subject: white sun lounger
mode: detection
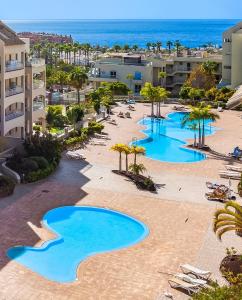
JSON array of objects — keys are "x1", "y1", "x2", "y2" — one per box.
[
  {"x1": 180, "y1": 264, "x2": 212, "y2": 279},
  {"x1": 168, "y1": 277, "x2": 201, "y2": 295},
  {"x1": 90, "y1": 141, "x2": 106, "y2": 146},
  {"x1": 225, "y1": 165, "x2": 242, "y2": 172},
  {"x1": 175, "y1": 273, "x2": 207, "y2": 286},
  {"x1": 66, "y1": 151, "x2": 85, "y2": 160},
  {"x1": 219, "y1": 170, "x2": 241, "y2": 180}
]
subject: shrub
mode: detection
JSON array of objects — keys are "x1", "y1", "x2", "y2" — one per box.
[
  {"x1": 0, "y1": 175, "x2": 15, "y2": 197},
  {"x1": 25, "y1": 163, "x2": 56, "y2": 183},
  {"x1": 30, "y1": 156, "x2": 49, "y2": 169},
  {"x1": 88, "y1": 121, "x2": 104, "y2": 134},
  {"x1": 21, "y1": 158, "x2": 39, "y2": 173},
  {"x1": 192, "y1": 283, "x2": 242, "y2": 300},
  {"x1": 33, "y1": 125, "x2": 41, "y2": 131}
]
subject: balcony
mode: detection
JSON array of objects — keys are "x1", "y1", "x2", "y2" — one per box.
[
  {"x1": 5, "y1": 61, "x2": 24, "y2": 72},
  {"x1": 88, "y1": 72, "x2": 118, "y2": 83},
  {"x1": 5, "y1": 111, "x2": 24, "y2": 121},
  {"x1": 166, "y1": 66, "x2": 191, "y2": 75},
  {"x1": 33, "y1": 79, "x2": 45, "y2": 90},
  {"x1": 33, "y1": 102, "x2": 45, "y2": 111},
  {"x1": 26, "y1": 58, "x2": 45, "y2": 67},
  {"x1": 5, "y1": 86, "x2": 24, "y2": 98}
]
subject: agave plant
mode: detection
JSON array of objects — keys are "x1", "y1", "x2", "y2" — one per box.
[{"x1": 214, "y1": 201, "x2": 242, "y2": 240}]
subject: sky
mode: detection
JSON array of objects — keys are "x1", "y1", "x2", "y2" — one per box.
[{"x1": 1, "y1": 0, "x2": 242, "y2": 20}]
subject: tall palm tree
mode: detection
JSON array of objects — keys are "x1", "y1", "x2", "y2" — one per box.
[
  {"x1": 131, "y1": 145, "x2": 145, "y2": 165},
  {"x1": 174, "y1": 40, "x2": 181, "y2": 56},
  {"x1": 166, "y1": 41, "x2": 173, "y2": 54},
  {"x1": 132, "y1": 45, "x2": 138, "y2": 52},
  {"x1": 158, "y1": 71, "x2": 167, "y2": 87},
  {"x1": 126, "y1": 73, "x2": 134, "y2": 90},
  {"x1": 54, "y1": 70, "x2": 70, "y2": 92},
  {"x1": 156, "y1": 41, "x2": 162, "y2": 53},
  {"x1": 140, "y1": 82, "x2": 158, "y2": 117},
  {"x1": 111, "y1": 143, "x2": 125, "y2": 171},
  {"x1": 151, "y1": 43, "x2": 157, "y2": 52},
  {"x1": 146, "y1": 42, "x2": 151, "y2": 51},
  {"x1": 156, "y1": 87, "x2": 170, "y2": 117},
  {"x1": 188, "y1": 123, "x2": 198, "y2": 147},
  {"x1": 122, "y1": 145, "x2": 132, "y2": 172},
  {"x1": 214, "y1": 201, "x2": 242, "y2": 240},
  {"x1": 69, "y1": 67, "x2": 88, "y2": 104}
]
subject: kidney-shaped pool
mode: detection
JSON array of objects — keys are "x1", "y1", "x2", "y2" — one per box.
[{"x1": 7, "y1": 206, "x2": 149, "y2": 283}]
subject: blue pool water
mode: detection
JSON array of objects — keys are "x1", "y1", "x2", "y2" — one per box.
[
  {"x1": 133, "y1": 112, "x2": 217, "y2": 163},
  {"x1": 7, "y1": 206, "x2": 148, "y2": 283}
]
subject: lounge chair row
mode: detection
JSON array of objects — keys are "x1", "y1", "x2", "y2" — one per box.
[{"x1": 168, "y1": 264, "x2": 211, "y2": 295}]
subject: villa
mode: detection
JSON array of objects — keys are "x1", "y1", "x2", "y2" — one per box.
[
  {"x1": 0, "y1": 21, "x2": 46, "y2": 139},
  {"x1": 89, "y1": 50, "x2": 222, "y2": 97}
]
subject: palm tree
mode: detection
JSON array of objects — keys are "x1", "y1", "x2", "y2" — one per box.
[
  {"x1": 156, "y1": 41, "x2": 162, "y2": 53},
  {"x1": 67, "y1": 107, "x2": 79, "y2": 130},
  {"x1": 188, "y1": 123, "x2": 198, "y2": 147},
  {"x1": 131, "y1": 145, "x2": 145, "y2": 165},
  {"x1": 113, "y1": 44, "x2": 121, "y2": 52},
  {"x1": 146, "y1": 42, "x2": 151, "y2": 51},
  {"x1": 111, "y1": 143, "x2": 125, "y2": 171},
  {"x1": 123, "y1": 44, "x2": 130, "y2": 52},
  {"x1": 174, "y1": 40, "x2": 181, "y2": 56},
  {"x1": 158, "y1": 71, "x2": 167, "y2": 87},
  {"x1": 140, "y1": 82, "x2": 158, "y2": 117},
  {"x1": 122, "y1": 145, "x2": 132, "y2": 172},
  {"x1": 151, "y1": 43, "x2": 157, "y2": 52},
  {"x1": 132, "y1": 45, "x2": 138, "y2": 52},
  {"x1": 129, "y1": 163, "x2": 146, "y2": 175},
  {"x1": 166, "y1": 41, "x2": 173, "y2": 54},
  {"x1": 156, "y1": 87, "x2": 170, "y2": 117},
  {"x1": 202, "y1": 61, "x2": 218, "y2": 75},
  {"x1": 126, "y1": 73, "x2": 134, "y2": 90},
  {"x1": 214, "y1": 201, "x2": 242, "y2": 240},
  {"x1": 69, "y1": 67, "x2": 88, "y2": 104}
]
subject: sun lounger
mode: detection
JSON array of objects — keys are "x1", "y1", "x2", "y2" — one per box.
[
  {"x1": 219, "y1": 170, "x2": 241, "y2": 180},
  {"x1": 180, "y1": 264, "x2": 212, "y2": 280},
  {"x1": 94, "y1": 133, "x2": 111, "y2": 140},
  {"x1": 174, "y1": 273, "x2": 207, "y2": 286},
  {"x1": 168, "y1": 277, "x2": 201, "y2": 295},
  {"x1": 206, "y1": 181, "x2": 229, "y2": 191},
  {"x1": 90, "y1": 141, "x2": 106, "y2": 146},
  {"x1": 225, "y1": 165, "x2": 242, "y2": 172},
  {"x1": 107, "y1": 119, "x2": 117, "y2": 125},
  {"x1": 66, "y1": 151, "x2": 85, "y2": 160},
  {"x1": 125, "y1": 112, "x2": 131, "y2": 118}
]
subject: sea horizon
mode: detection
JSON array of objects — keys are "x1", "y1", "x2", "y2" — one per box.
[{"x1": 4, "y1": 19, "x2": 241, "y2": 48}]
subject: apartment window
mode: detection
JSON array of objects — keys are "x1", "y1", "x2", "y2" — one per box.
[
  {"x1": 134, "y1": 71, "x2": 142, "y2": 80},
  {"x1": 224, "y1": 66, "x2": 231, "y2": 69},
  {"x1": 110, "y1": 71, "x2": 116, "y2": 78},
  {"x1": 135, "y1": 84, "x2": 141, "y2": 93}
]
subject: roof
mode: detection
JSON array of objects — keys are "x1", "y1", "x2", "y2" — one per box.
[{"x1": 0, "y1": 21, "x2": 25, "y2": 46}]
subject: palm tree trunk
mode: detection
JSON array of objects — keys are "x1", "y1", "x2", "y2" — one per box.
[
  {"x1": 126, "y1": 154, "x2": 128, "y2": 171},
  {"x1": 198, "y1": 121, "x2": 201, "y2": 148},
  {"x1": 194, "y1": 133, "x2": 197, "y2": 147},
  {"x1": 202, "y1": 119, "x2": 205, "y2": 147},
  {"x1": 134, "y1": 152, "x2": 137, "y2": 165},
  {"x1": 77, "y1": 89, "x2": 80, "y2": 104},
  {"x1": 119, "y1": 152, "x2": 122, "y2": 171},
  {"x1": 151, "y1": 101, "x2": 154, "y2": 116}
]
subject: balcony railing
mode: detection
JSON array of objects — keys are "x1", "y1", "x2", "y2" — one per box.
[
  {"x1": 26, "y1": 58, "x2": 45, "y2": 67},
  {"x1": 5, "y1": 86, "x2": 24, "y2": 97},
  {"x1": 5, "y1": 61, "x2": 24, "y2": 72},
  {"x1": 33, "y1": 102, "x2": 45, "y2": 111},
  {"x1": 33, "y1": 80, "x2": 45, "y2": 89},
  {"x1": 5, "y1": 111, "x2": 24, "y2": 121},
  {"x1": 166, "y1": 66, "x2": 191, "y2": 75}
]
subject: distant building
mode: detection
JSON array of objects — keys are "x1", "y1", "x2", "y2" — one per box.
[
  {"x1": 222, "y1": 22, "x2": 242, "y2": 89},
  {"x1": 18, "y1": 32, "x2": 73, "y2": 45},
  {"x1": 0, "y1": 21, "x2": 46, "y2": 138},
  {"x1": 89, "y1": 51, "x2": 222, "y2": 96}
]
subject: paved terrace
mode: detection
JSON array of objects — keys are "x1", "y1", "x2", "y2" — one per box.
[{"x1": 0, "y1": 103, "x2": 241, "y2": 300}]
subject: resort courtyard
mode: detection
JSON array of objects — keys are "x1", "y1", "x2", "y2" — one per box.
[{"x1": 0, "y1": 103, "x2": 241, "y2": 300}]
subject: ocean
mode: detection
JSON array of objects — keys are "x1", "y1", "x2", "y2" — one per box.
[{"x1": 4, "y1": 19, "x2": 240, "y2": 48}]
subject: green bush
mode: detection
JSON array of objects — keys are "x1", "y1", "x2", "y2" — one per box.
[
  {"x1": 0, "y1": 175, "x2": 15, "y2": 197},
  {"x1": 33, "y1": 125, "x2": 41, "y2": 131},
  {"x1": 88, "y1": 121, "x2": 104, "y2": 134},
  {"x1": 30, "y1": 156, "x2": 49, "y2": 169},
  {"x1": 192, "y1": 283, "x2": 242, "y2": 300},
  {"x1": 21, "y1": 158, "x2": 39, "y2": 173},
  {"x1": 25, "y1": 163, "x2": 56, "y2": 183}
]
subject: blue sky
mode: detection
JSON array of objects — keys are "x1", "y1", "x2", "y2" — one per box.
[{"x1": 1, "y1": 0, "x2": 242, "y2": 19}]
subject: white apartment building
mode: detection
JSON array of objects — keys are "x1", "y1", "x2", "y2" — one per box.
[
  {"x1": 222, "y1": 21, "x2": 242, "y2": 89},
  {"x1": 89, "y1": 51, "x2": 222, "y2": 96},
  {"x1": 0, "y1": 21, "x2": 46, "y2": 139}
]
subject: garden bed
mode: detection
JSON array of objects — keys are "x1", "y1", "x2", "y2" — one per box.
[{"x1": 112, "y1": 170, "x2": 156, "y2": 191}]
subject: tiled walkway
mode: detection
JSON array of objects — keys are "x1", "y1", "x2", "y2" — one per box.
[{"x1": 0, "y1": 103, "x2": 241, "y2": 299}]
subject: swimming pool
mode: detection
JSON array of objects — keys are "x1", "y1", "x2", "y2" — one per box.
[
  {"x1": 133, "y1": 112, "x2": 217, "y2": 163},
  {"x1": 7, "y1": 206, "x2": 149, "y2": 283}
]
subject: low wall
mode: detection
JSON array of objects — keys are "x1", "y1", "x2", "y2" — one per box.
[{"x1": 1, "y1": 162, "x2": 21, "y2": 184}]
